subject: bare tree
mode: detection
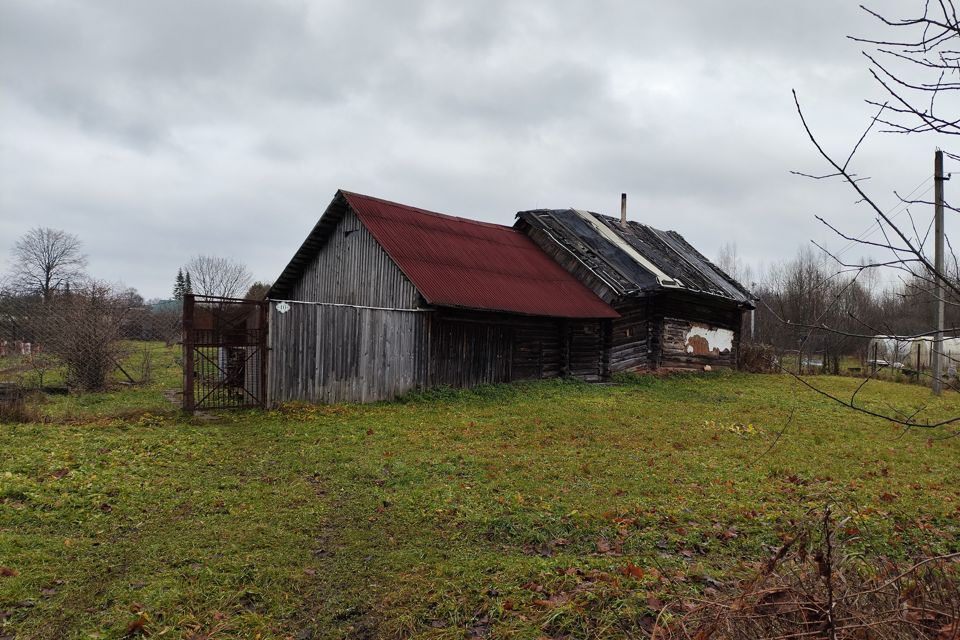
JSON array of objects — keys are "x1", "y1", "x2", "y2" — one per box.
[
  {"x1": 18, "y1": 281, "x2": 135, "y2": 391},
  {"x1": 854, "y1": 2, "x2": 960, "y2": 137},
  {"x1": 9, "y1": 228, "x2": 87, "y2": 301},
  {"x1": 716, "y1": 242, "x2": 754, "y2": 286},
  {"x1": 781, "y1": 2, "x2": 960, "y2": 430},
  {"x1": 183, "y1": 255, "x2": 252, "y2": 299}
]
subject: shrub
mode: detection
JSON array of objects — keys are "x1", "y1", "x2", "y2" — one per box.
[{"x1": 738, "y1": 342, "x2": 776, "y2": 373}]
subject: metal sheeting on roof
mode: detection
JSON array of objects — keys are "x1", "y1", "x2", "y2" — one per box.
[
  {"x1": 343, "y1": 192, "x2": 618, "y2": 318},
  {"x1": 516, "y1": 209, "x2": 754, "y2": 306}
]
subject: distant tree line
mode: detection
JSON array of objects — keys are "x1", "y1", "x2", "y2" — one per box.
[{"x1": 718, "y1": 242, "x2": 960, "y2": 373}]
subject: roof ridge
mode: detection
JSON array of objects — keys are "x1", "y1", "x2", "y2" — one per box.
[
  {"x1": 387, "y1": 256, "x2": 597, "y2": 281},
  {"x1": 519, "y1": 207, "x2": 679, "y2": 236},
  {"x1": 362, "y1": 214, "x2": 535, "y2": 250},
  {"x1": 341, "y1": 190, "x2": 514, "y2": 232}
]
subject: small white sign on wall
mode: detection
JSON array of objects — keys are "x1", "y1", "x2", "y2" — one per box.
[{"x1": 276, "y1": 301, "x2": 291, "y2": 314}]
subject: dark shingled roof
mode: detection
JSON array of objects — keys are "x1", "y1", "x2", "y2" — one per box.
[
  {"x1": 268, "y1": 191, "x2": 619, "y2": 319},
  {"x1": 516, "y1": 209, "x2": 755, "y2": 307}
]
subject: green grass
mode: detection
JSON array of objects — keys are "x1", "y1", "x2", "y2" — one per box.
[
  {"x1": 2, "y1": 372, "x2": 960, "y2": 638},
  {"x1": 0, "y1": 339, "x2": 181, "y2": 392},
  {"x1": 10, "y1": 341, "x2": 183, "y2": 423}
]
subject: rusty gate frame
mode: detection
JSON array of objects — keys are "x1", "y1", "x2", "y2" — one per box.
[{"x1": 182, "y1": 294, "x2": 268, "y2": 412}]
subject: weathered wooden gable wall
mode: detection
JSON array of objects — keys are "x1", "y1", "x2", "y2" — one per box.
[
  {"x1": 286, "y1": 207, "x2": 421, "y2": 309},
  {"x1": 268, "y1": 206, "x2": 431, "y2": 404}
]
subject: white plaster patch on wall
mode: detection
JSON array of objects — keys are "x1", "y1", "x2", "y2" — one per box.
[{"x1": 685, "y1": 324, "x2": 734, "y2": 355}]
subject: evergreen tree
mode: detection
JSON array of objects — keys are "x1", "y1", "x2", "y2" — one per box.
[
  {"x1": 173, "y1": 269, "x2": 186, "y2": 300},
  {"x1": 184, "y1": 271, "x2": 193, "y2": 295}
]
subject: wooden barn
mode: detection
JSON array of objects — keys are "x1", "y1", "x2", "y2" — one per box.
[
  {"x1": 515, "y1": 203, "x2": 755, "y2": 372},
  {"x1": 265, "y1": 190, "x2": 619, "y2": 404}
]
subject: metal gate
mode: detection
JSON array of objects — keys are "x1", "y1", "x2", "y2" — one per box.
[{"x1": 182, "y1": 294, "x2": 268, "y2": 411}]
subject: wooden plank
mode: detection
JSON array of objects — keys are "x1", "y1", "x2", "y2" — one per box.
[
  {"x1": 266, "y1": 302, "x2": 430, "y2": 404},
  {"x1": 286, "y1": 207, "x2": 421, "y2": 309}
]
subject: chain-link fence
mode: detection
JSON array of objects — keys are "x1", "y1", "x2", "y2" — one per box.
[{"x1": 0, "y1": 288, "x2": 182, "y2": 393}]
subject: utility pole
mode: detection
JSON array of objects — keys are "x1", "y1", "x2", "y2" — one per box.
[{"x1": 933, "y1": 149, "x2": 946, "y2": 396}]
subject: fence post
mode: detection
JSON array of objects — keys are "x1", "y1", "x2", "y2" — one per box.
[
  {"x1": 259, "y1": 300, "x2": 268, "y2": 409},
  {"x1": 872, "y1": 343, "x2": 878, "y2": 378},
  {"x1": 917, "y1": 342, "x2": 922, "y2": 382},
  {"x1": 183, "y1": 294, "x2": 195, "y2": 412}
]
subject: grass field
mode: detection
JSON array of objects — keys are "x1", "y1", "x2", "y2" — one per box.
[{"x1": 2, "y1": 351, "x2": 960, "y2": 638}]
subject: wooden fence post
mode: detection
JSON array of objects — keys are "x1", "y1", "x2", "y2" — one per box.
[
  {"x1": 183, "y1": 294, "x2": 195, "y2": 412},
  {"x1": 917, "y1": 342, "x2": 922, "y2": 382},
  {"x1": 259, "y1": 300, "x2": 268, "y2": 409}
]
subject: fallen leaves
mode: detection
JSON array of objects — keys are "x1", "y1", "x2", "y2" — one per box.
[
  {"x1": 595, "y1": 536, "x2": 624, "y2": 555},
  {"x1": 523, "y1": 538, "x2": 568, "y2": 558},
  {"x1": 532, "y1": 593, "x2": 570, "y2": 608},
  {"x1": 0, "y1": 567, "x2": 18, "y2": 577},
  {"x1": 620, "y1": 563, "x2": 645, "y2": 580},
  {"x1": 125, "y1": 611, "x2": 149, "y2": 637},
  {"x1": 715, "y1": 525, "x2": 738, "y2": 541}
]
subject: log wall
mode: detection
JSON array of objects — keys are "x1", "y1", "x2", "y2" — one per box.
[
  {"x1": 606, "y1": 293, "x2": 745, "y2": 373},
  {"x1": 609, "y1": 299, "x2": 653, "y2": 372},
  {"x1": 653, "y1": 293, "x2": 742, "y2": 370}
]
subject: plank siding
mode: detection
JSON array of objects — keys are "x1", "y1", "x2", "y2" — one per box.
[
  {"x1": 286, "y1": 208, "x2": 421, "y2": 309},
  {"x1": 430, "y1": 319, "x2": 512, "y2": 387},
  {"x1": 512, "y1": 322, "x2": 562, "y2": 380},
  {"x1": 567, "y1": 321, "x2": 604, "y2": 381},
  {"x1": 428, "y1": 310, "x2": 602, "y2": 386},
  {"x1": 267, "y1": 303, "x2": 607, "y2": 404},
  {"x1": 268, "y1": 302, "x2": 428, "y2": 404}
]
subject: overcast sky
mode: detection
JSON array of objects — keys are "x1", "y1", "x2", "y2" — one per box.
[{"x1": 1, "y1": 0, "x2": 953, "y2": 299}]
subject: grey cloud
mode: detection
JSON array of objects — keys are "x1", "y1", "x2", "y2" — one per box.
[{"x1": 0, "y1": 0, "x2": 947, "y2": 299}]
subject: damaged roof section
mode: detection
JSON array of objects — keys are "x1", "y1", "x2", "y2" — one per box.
[{"x1": 516, "y1": 209, "x2": 755, "y2": 307}]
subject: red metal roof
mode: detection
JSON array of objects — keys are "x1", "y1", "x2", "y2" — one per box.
[{"x1": 342, "y1": 191, "x2": 618, "y2": 318}]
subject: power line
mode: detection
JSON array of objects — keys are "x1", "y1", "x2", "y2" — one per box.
[{"x1": 833, "y1": 175, "x2": 932, "y2": 259}]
